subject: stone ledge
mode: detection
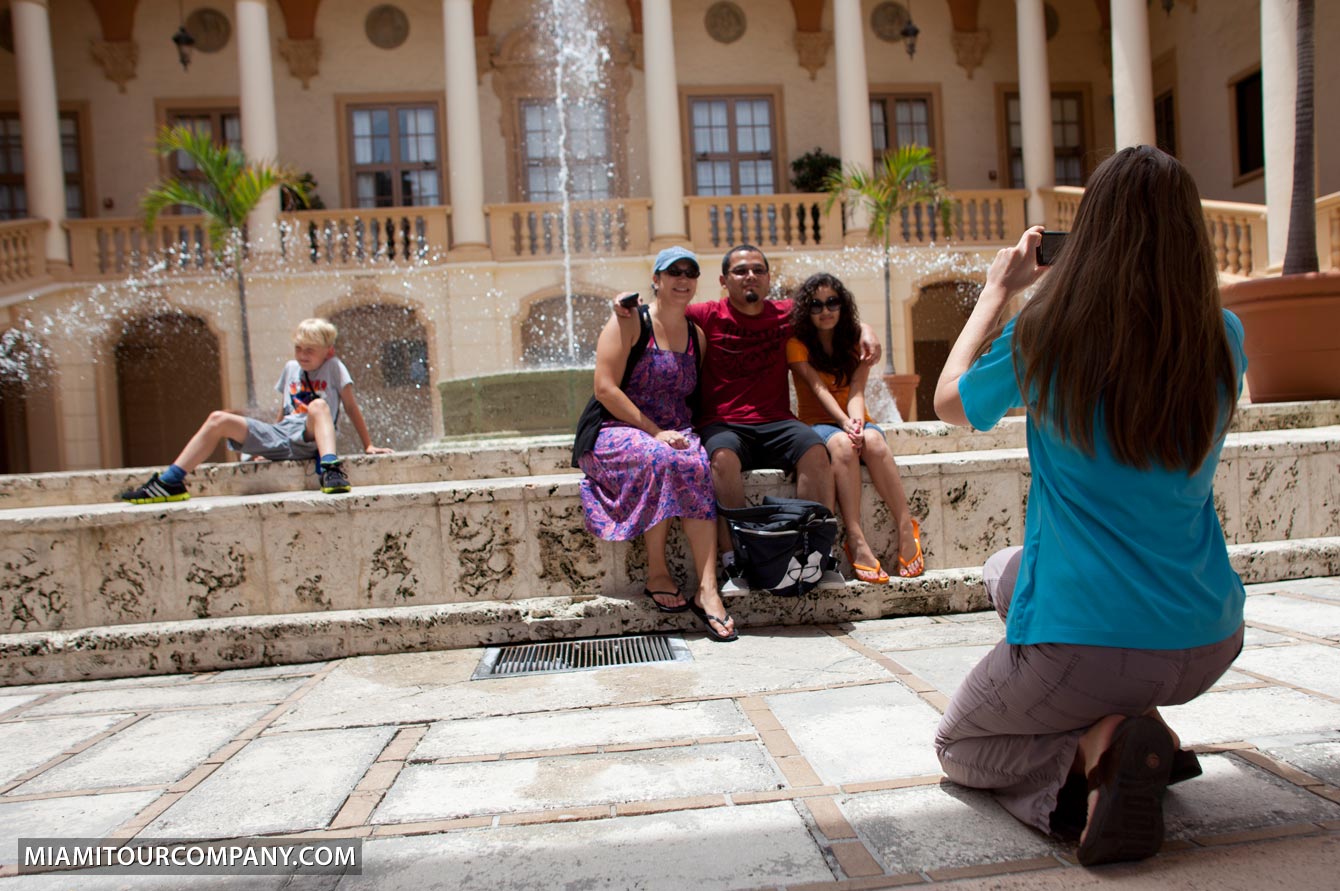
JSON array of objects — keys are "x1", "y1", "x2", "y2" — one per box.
[{"x1": 2, "y1": 537, "x2": 1336, "y2": 685}]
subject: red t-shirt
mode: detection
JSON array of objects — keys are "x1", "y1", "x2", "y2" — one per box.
[{"x1": 686, "y1": 297, "x2": 795, "y2": 425}]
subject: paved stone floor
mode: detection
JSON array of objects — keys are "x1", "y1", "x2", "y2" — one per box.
[{"x1": 1, "y1": 577, "x2": 1339, "y2": 889}]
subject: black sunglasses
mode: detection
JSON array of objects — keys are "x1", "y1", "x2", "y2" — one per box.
[
  {"x1": 661, "y1": 265, "x2": 700, "y2": 279},
  {"x1": 808, "y1": 296, "x2": 844, "y2": 314}
]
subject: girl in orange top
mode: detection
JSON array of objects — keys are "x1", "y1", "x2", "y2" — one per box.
[{"x1": 786, "y1": 273, "x2": 923, "y2": 582}]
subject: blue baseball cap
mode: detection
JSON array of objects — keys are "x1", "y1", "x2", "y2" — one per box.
[{"x1": 653, "y1": 246, "x2": 699, "y2": 273}]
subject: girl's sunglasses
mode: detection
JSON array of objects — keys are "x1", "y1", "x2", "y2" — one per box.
[
  {"x1": 662, "y1": 265, "x2": 700, "y2": 278},
  {"x1": 808, "y1": 296, "x2": 843, "y2": 314}
]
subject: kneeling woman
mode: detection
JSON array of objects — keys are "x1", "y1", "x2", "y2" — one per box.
[
  {"x1": 578, "y1": 247, "x2": 736, "y2": 642},
  {"x1": 932, "y1": 146, "x2": 1246, "y2": 865}
]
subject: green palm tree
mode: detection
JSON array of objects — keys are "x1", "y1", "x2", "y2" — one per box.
[
  {"x1": 826, "y1": 144, "x2": 954, "y2": 374},
  {"x1": 1283, "y1": 0, "x2": 1317, "y2": 274},
  {"x1": 141, "y1": 125, "x2": 309, "y2": 408}
]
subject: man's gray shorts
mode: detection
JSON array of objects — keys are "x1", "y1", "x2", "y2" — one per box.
[{"x1": 227, "y1": 415, "x2": 318, "y2": 461}]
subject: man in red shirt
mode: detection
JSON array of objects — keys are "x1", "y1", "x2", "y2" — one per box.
[{"x1": 684, "y1": 245, "x2": 880, "y2": 575}]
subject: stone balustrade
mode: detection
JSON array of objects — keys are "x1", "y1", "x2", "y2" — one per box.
[
  {"x1": 486, "y1": 199, "x2": 651, "y2": 261},
  {"x1": 685, "y1": 194, "x2": 843, "y2": 254},
  {"x1": 280, "y1": 205, "x2": 452, "y2": 267},
  {"x1": 1318, "y1": 190, "x2": 1340, "y2": 271},
  {"x1": 1202, "y1": 198, "x2": 1269, "y2": 277},
  {"x1": 0, "y1": 218, "x2": 49, "y2": 292},
  {"x1": 65, "y1": 215, "x2": 221, "y2": 278}
]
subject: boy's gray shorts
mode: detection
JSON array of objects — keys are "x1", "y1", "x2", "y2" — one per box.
[{"x1": 227, "y1": 415, "x2": 318, "y2": 461}]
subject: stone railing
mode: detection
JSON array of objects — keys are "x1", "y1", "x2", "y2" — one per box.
[
  {"x1": 0, "y1": 218, "x2": 49, "y2": 291},
  {"x1": 686, "y1": 193, "x2": 842, "y2": 253},
  {"x1": 936, "y1": 189, "x2": 1027, "y2": 246},
  {"x1": 1201, "y1": 198, "x2": 1269, "y2": 277},
  {"x1": 1318, "y1": 191, "x2": 1340, "y2": 271},
  {"x1": 1037, "y1": 186, "x2": 1084, "y2": 231},
  {"x1": 65, "y1": 215, "x2": 221, "y2": 278},
  {"x1": 487, "y1": 199, "x2": 651, "y2": 261},
  {"x1": 280, "y1": 205, "x2": 452, "y2": 267}
]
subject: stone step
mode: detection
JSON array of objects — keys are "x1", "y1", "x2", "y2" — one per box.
[
  {"x1": 3, "y1": 425, "x2": 1335, "y2": 638},
  {"x1": 3, "y1": 537, "x2": 1336, "y2": 685},
  {"x1": 2, "y1": 400, "x2": 1336, "y2": 511}
]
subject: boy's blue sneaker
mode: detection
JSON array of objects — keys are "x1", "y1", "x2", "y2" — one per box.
[
  {"x1": 117, "y1": 472, "x2": 189, "y2": 504},
  {"x1": 319, "y1": 461, "x2": 351, "y2": 494}
]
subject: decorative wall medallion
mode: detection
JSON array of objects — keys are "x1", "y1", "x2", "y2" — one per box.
[
  {"x1": 871, "y1": 2, "x2": 910, "y2": 43},
  {"x1": 705, "y1": 2, "x2": 746, "y2": 45},
  {"x1": 1044, "y1": 3, "x2": 1060, "y2": 41},
  {"x1": 185, "y1": 8, "x2": 231, "y2": 53},
  {"x1": 366, "y1": 5, "x2": 410, "y2": 50}
]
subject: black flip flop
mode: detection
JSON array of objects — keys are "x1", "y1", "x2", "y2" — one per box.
[
  {"x1": 688, "y1": 600, "x2": 738, "y2": 642},
  {"x1": 644, "y1": 588, "x2": 689, "y2": 613},
  {"x1": 1077, "y1": 715, "x2": 1174, "y2": 867}
]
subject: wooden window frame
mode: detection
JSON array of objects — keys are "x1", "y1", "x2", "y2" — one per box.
[
  {"x1": 0, "y1": 101, "x2": 95, "y2": 219},
  {"x1": 868, "y1": 84, "x2": 947, "y2": 179},
  {"x1": 993, "y1": 82, "x2": 1095, "y2": 189},
  {"x1": 1227, "y1": 64, "x2": 1264, "y2": 186},
  {"x1": 334, "y1": 92, "x2": 448, "y2": 209},
  {"x1": 516, "y1": 97, "x2": 617, "y2": 203},
  {"x1": 679, "y1": 86, "x2": 788, "y2": 196}
]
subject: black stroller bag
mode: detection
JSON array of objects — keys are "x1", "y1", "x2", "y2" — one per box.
[{"x1": 719, "y1": 496, "x2": 839, "y2": 597}]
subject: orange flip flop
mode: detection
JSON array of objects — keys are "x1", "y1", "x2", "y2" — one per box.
[
  {"x1": 844, "y1": 544, "x2": 890, "y2": 584},
  {"x1": 897, "y1": 519, "x2": 925, "y2": 578}
]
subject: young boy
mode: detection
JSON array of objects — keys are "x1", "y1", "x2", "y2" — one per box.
[{"x1": 117, "y1": 318, "x2": 393, "y2": 503}]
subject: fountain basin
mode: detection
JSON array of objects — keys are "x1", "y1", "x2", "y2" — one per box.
[{"x1": 440, "y1": 367, "x2": 593, "y2": 437}]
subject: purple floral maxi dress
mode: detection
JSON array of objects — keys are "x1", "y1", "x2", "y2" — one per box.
[{"x1": 579, "y1": 333, "x2": 716, "y2": 540}]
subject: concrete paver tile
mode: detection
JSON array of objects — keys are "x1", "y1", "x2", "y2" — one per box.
[
  {"x1": 0, "y1": 872, "x2": 288, "y2": 890},
  {"x1": 1257, "y1": 732, "x2": 1340, "y2": 786},
  {"x1": 1233, "y1": 643, "x2": 1340, "y2": 698},
  {"x1": 1245, "y1": 594, "x2": 1340, "y2": 637},
  {"x1": 1161, "y1": 685, "x2": 1340, "y2": 745},
  {"x1": 272, "y1": 630, "x2": 888, "y2": 733},
  {"x1": 338, "y1": 802, "x2": 833, "y2": 891},
  {"x1": 766, "y1": 684, "x2": 943, "y2": 785},
  {"x1": 208, "y1": 662, "x2": 330, "y2": 681},
  {"x1": 143, "y1": 726, "x2": 395, "y2": 837},
  {"x1": 0, "y1": 790, "x2": 161, "y2": 864},
  {"x1": 1247, "y1": 577, "x2": 1340, "y2": 601},
  {"x1": 836, "y1": 784, "x2": 1067, "y2": 873},
  {"x1": 21, "y1": 679, "x2": 308, "y2": 717},
  {"x1": 882, "y1": 645, "x2": 993, "y2": 698},
  {"x1": 1163, "y1": 754, "x2": 1340, "y2": 840},
  {"x1": 0, "y1": 695, "x2": 40, "y2": 717},
  {"x1": 13, "y1": 705, "x2": 272, "y2": 794},
  {"x1": 1241, "y1": 626, "x2": 1294, "y2": 646},
  {"x1": 412, "y1": 700, "x2": 749, "y2": 760},
  {"x1": 0, "y1": 714, "x2": 130, "y2": 787},
  {"x1": 373, "y1": 741, "x2": 782, "y2": 823},
  {"x1": 849, "y1": 620, "x2": 1004, "y2": 652},
  {"x1": 803, "y1": 796, "x2": 858, "y2": 839}
]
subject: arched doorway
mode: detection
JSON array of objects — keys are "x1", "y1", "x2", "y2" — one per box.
[
  {"x1": 0, "y1": 330, "x2": 59, "y2": 474},
  {"x1": 328, "y1": 303, "x2": 433, "y2": 452},
  {"x1": 520, "y1": 294, "x2": 609, "y2": 367},
  {"x1": 116, "y1": 313, "x2": 224, "y2": 468},
  {"x1": 911, "y1": 280, "x2": 984, "y2": 421}
]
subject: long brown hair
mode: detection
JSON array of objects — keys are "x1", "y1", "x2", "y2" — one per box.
[
  {"x1": 1012, "y1": 145, "x2": 1237, "y2": 471},
  {"x1": 790, "y1": 273, "x2": 862, "y2": 386}
]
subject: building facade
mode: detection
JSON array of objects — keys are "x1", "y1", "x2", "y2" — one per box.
[{"x1": 0, "y1": 0, "x2": 1336, "y2": 472}]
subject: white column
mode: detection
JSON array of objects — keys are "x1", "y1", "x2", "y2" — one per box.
[
  {"x1": 642, "y1": 0, "x2": 687, "y2": 244},
  {"x1": 235, "y1": 0, "x2": 280, "y2": 250},
  {"x1": 1015, "y1": 0, "x2": 1054, "y2": 225},
  {"x1": 833, "y1": 0, "x2": 872, "y2": 234},
  {"x1": 11, "y1": 0, "x2": 68, "y2": 265},
  {"x1": 1261, "y1": 0, "x2": 1297, "y2": 270},
  {"x1": 1110, "y1": 0, "x2": 1155, "y2": 148},
  {"x1": 443, "y1": 0, "x2": 488, "y2": 250}
]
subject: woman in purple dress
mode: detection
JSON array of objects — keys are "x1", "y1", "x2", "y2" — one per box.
[{"x1": 578, "y1": 247, "x2": 736, "y2": 642}]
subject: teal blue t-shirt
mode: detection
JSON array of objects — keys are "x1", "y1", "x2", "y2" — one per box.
[{"x1": 958, "y1": 309, "x2": 1247, "y2": 649}]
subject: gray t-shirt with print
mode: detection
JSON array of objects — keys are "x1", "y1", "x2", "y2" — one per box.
[{"x1": 275, "y1": 357, "x2": 354, "y2": 426}]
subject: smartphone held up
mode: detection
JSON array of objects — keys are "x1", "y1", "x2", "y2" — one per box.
[
  {"x1": 618, "y1": 292, "x2": 641, "y2": 309},
  {"x1": 1036, "y1": 231, "x2": 1068, "y2": 267}
]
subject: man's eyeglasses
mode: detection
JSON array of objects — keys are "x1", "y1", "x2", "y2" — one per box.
[
  {"x1": 729, "y1": 265, "x2": 768, "y2": 277},
  {"x1": 809, "y1": 296, "x2": 844, "y2": 314},
  {"x1": 662, "y1": 265, "x2": 700, "y2": 278}
]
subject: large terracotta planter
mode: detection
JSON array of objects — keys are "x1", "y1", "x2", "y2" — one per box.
[
  {"x1": 882, "y1": 373, "x2": 921, "y2": 422},
  {"x1": 1220, "y1": 272, "x2": 1340, "y2": 403}
]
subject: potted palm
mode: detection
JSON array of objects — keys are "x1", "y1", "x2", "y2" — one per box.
[
  {"x1": 1220, "y1": 0, "x2": 1339, "y2": 402},
  {"x1": 141, "y1": 125, "x2": 309, "y2": 409},
  {"x1": 826, "y1": 144, "x2": 954, "y2": 421}
]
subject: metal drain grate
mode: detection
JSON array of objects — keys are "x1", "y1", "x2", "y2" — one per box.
[{"x1": 472, "y1": 634, "x2": 691, "y2": 679}]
